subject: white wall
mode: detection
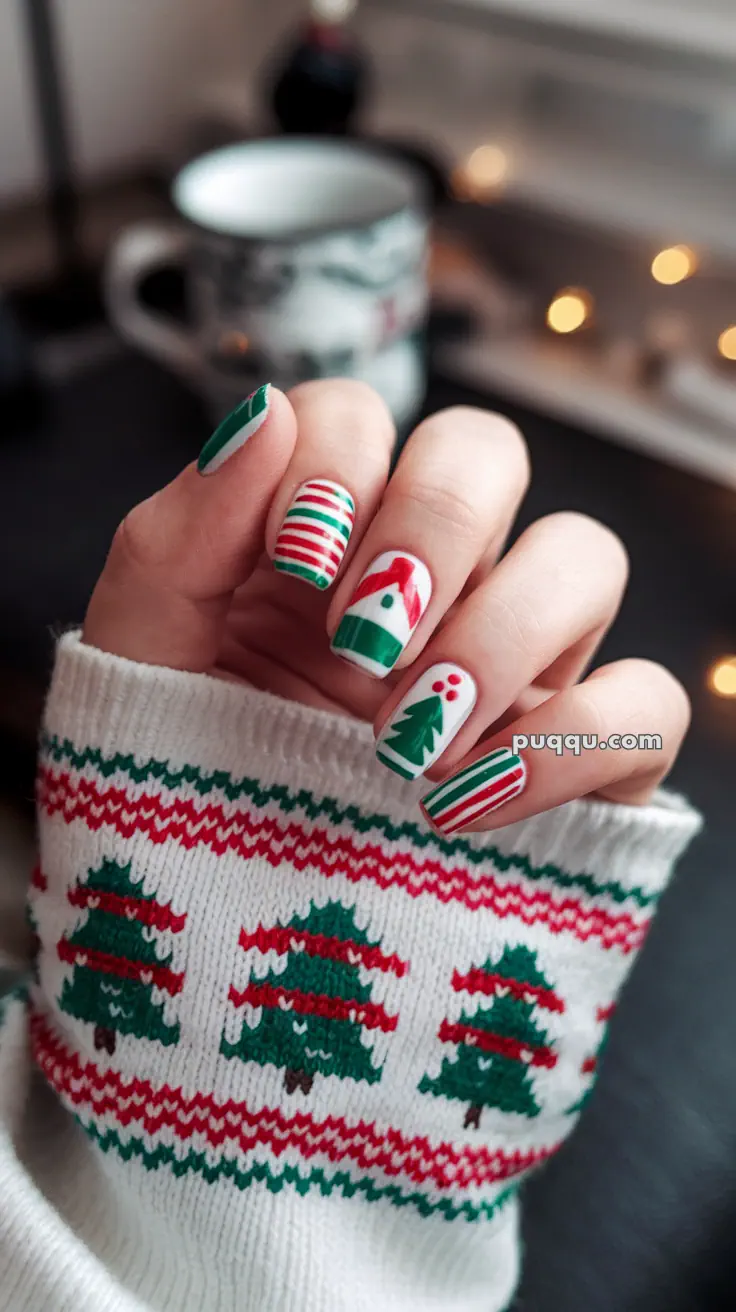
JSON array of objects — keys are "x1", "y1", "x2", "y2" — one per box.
[{"x1": 0, "y1": 0, "x2": 299, "y2": 205}]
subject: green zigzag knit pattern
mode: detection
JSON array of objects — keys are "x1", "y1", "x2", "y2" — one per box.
[
  {"x1": 81, "y1": 1120, "x2": 517, "y2": 1224},
  {"x1": 41, "y1": 733, "x2": 656, "y2": 909}
]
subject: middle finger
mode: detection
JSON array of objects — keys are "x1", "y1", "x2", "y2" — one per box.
[{"x1": 327, "y1": 407, "x2": 529, "y2": 678}]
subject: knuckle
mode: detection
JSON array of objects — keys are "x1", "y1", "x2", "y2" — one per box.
[
  {"x1": 616, "y1": 658, "x2": 692, "y2": 736},
  {"x1": 340, "y1": 427, "x2": 393, "y2": 477},
  {"x1": 484, "y1": 412, "x2": 531, "y2": 487},
  {"x1": 429, "y1": 408, "x2": 531, "y2": 491},
  {"x1": 476, "y1": 589, "x2": 541, "y2": 664},
  {"x1": 293, "y1": 377, "x2": 393, "y2": 424},
  {"x1": 570, "y1": 682, "x2": 609, "y2": 740},
  {"x1": 396, "y1": 479, "x2": 486, "y2": 542},
  {"x1": 111, "y1": 495, "x2": 178, "y2": 582},
  {"x1": 110, "y1": 503, "x2": 154, "y2": 576},
  {"x1": 533, "y1": 512, "x2": 630, "y2": 580},
  {"x1": 589, "y1": 657, "x2": 692, "y2": 760},
  {"x1": 291, "y1": 378, "x2": 394, "y2": 471}
]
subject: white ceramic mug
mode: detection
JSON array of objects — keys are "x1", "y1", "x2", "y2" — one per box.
[{"x1": 106, "y1": 139, "x2": 430, "y2": 426}]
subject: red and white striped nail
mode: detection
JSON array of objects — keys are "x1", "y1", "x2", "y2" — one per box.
[
  {"x1": 420, "y1": 746, "x2": 527, "y2": 835},
  {"x1": 274, "y1": 480, "x2": 355, "y2": 590}
]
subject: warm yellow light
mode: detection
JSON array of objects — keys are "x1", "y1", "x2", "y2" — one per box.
[
  {"x1": 219, "y1": 330, "x2": 250, "y2": 355},
  {"x1": 718, "y1": 326, "x2": 736, "y2": 360},
  {"x1": 452, "y1": 145, "x2": 509, "y2": 200},
  {"x1": 708, "y1": 656, "x2": 736, "y2": 698},
  {"x1": 466, "y1": 145, "x2": 508, "y2": 188},
  {"x1": 546, "y1": 289, "x2": 592, "y2": 335},
  {"x1": 651, "y1": 245, "x2": 698, "y2": 286}
]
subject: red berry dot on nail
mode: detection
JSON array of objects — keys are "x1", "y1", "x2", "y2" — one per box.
[
  {"x1": 432, "y1": 681, "x2": 445, "y2": 693},
  {"x1": 448, "y1": 673, "x2": 462, "y2": 686},
  {"x1": 446, "y1": 690, "x2": 459, "y2": 702}
]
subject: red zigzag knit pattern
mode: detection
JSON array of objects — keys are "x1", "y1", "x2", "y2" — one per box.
[
  {"x1": 37, "y1": 768, "x2": 648, "y2": 952},
  {"x1": 31, "y1": 1011, "x2": 557, "y2": 1193}
]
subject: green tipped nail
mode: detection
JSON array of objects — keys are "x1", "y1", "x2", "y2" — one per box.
[{"x1": 198, "y1": 384, "x2": 271, "y2": 475}]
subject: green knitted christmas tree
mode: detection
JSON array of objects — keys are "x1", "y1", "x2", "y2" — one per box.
[
  {"x1": 58, "y1": 858, "x2": 186, "y2": 1056},
  {"x1": 566, "y1": 1003, "x2": 613, "y2": 1115},
  {"x1": 419, "y1": 945, "x2": 561, "y2": 1129},
  {"x1": 27, "y1": 865, "x2": 47, "y2": 984},
  {"x1": 222, "y1": 900, "x2": 405, "y2": 1095},
  {"x1": 382, "y1": 695, "x2": 444, "y2": 770}
]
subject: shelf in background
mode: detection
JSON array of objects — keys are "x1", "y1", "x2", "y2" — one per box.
[
  {"x1": 413, "y1": 0, "x2": 736, "y2": 62},
  {"x1": 440, "y1": 332, "x2": 736, "y2": 490}
]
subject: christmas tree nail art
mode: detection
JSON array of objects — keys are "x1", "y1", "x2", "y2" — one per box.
[
  {"x1": 418, "y1": 945, "x2": 561, "y2": 1128},
  {"x1": 57, "y1": 858, "x2": 185, "y2": 1055},
  {"x1": 331, "y1": 551, "x2": 432, "y2": 678},
  {"x1": 376, "y1": 663, "x2": 477, "y2": 780},
  {"x1": 274, "y1": 479, "x2": 355, "y2": 590},
  {"x1": 221, "y1": 900, "x2": 406, "y2": 1094},
  {"x1": 197, "y1": 383, "x2": 270, "y2": 475},
  {"x1": 421, "y1": 746, "x2": 527, "y2": 835}
]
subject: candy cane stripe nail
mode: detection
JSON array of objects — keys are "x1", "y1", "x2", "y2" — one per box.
[
  {"x1": 274, "y1": 480, "x2": 355, "y2": 590},
  {"x1": 421, "y1": 747, "x2": 527, "y2": 834}
]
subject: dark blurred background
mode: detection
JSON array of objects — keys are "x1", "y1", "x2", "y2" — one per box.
[{"x1": 0, "y1": 2, "x2": 735, "y2": 1308}]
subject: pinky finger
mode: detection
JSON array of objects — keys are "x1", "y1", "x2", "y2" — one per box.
[{"x1": 420, "y1": 659, "x2": 691, "y2": 836}]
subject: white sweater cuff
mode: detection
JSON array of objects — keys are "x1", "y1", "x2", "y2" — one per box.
[{"x1": 45, "y1": 632, "x2": 701, "y2": 897}]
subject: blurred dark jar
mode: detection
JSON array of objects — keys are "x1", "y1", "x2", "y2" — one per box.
[{"x1": 268, "y1": 13, "x2": 369, "y2": 136}]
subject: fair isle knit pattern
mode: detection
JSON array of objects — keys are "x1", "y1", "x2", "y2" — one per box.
[{"x1": 0, "y1": 634, "x2": 701, "y2": 1312}]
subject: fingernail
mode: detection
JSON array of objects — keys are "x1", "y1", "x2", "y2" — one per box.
[
  {"x1": 331, "y1": 551, "x2": 432, "y2": 678},
  {"x1": 376, "y1": 663, "x2": 477, "y2": 780},
  {"x1": 197, "y1": 384, "x2": 270, "y2": 475},
  {"x1": 420, "y1": 746, "x2": 527, "y2": 835},
  {"x1": 274, "y1": 480, "x2": 355, "y2": 590}
]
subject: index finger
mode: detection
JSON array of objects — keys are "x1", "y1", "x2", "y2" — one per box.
[{"x1": 83, "y1": 385, "x2": 296, "y2": 671}]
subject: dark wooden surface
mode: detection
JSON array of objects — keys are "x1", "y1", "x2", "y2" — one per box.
[{"x1": 0, "y1": 348, "x2": 735, "y2": 1309}]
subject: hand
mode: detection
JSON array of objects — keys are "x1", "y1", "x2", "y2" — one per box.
[{"x1": 84, "y1": 379, "x2": 690, "y2": 834}]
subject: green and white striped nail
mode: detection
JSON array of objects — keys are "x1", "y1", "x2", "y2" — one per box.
[{"x1": 197, "y1": 384, "x2": 270, "y2": 475}]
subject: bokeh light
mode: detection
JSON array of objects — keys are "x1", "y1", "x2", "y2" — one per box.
[
  {"x1": 452, "y1": 145, "x2": 509, "y2": 200},
  {"x1": 651, "y1": 245, "x2": 698, "y2": 286},
  {"x1": 546, "y1": 289, "x2": 593, "y2": 335},
  {"x1": 708, "y1": 656, "x2": 736, "y2": 698},
  {"x1": 717, "y1": 326, "x2": 736, "y2": 360}
]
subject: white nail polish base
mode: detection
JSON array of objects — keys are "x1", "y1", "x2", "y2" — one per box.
[{"x1": 376, "y1": 663, "x2": 477, "y2": 780}]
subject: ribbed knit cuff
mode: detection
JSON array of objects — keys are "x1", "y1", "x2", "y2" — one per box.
[{"x1": 44, "y1": 632, "x2": 701, "y2": 898}]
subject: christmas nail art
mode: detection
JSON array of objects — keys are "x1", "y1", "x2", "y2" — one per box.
[
  {"x1": 198, "y1": 383, "x2": 270, "y2": 475},
  {"x1": 421, "y1": 746, "x2": 527, "y2": 835},
  {"x1": 331, "y1": 551, "x2": 432, "y2": 678},
  {"x1": 274, "y1": 480, "x2": 355, "y2": 590},
  {"x1": 376, "y1": 663, "x2": 477, "y2": 780}
]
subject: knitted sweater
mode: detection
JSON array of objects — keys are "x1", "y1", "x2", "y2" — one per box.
[{"x1": 0, "y1": 634, "x2": 701, "y2": 1312}]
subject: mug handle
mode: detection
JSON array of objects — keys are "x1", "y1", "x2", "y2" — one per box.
[{"x1": 105, "y1": 222, "x2": 201, "y2": 377}]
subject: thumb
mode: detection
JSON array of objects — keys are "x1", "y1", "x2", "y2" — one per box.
[{"x1": 83, "y1": 385, "x2": 296, "y2": 671}]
